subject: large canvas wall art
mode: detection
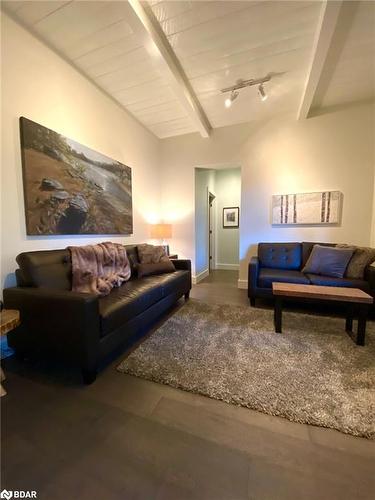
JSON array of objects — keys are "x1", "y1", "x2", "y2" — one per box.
[
  {"x1": 272, "y1": 191, "x2": 342, "y2": 225},
  {"x1": 19, "y1": 117, "x2": 133, "y2": 235}
]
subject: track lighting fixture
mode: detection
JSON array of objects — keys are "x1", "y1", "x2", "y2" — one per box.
[
  {"x1": 224, "y1": 90, "x2": 239, "y2": 108},
  {"x1": 221, "y1": 75, "x2": 270, "y2": 108}
]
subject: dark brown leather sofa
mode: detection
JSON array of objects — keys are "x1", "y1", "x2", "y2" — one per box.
[
  {"x1": 3, "y1": 245, "x2": 191, "y2": 383},
  {"x1": 248, "y1": 242, "x2": 375, "y2": 306}
]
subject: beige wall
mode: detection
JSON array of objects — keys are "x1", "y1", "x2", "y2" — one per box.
[
  {"x1": 215, "y1": 168, "x2": 241, "y2": 269},
  {"x1": 1, "y1": 14, "x2": 161, "y2": 289},
  {"x1": 160, "y1": 103, "x2": 375, "y2": 284}
]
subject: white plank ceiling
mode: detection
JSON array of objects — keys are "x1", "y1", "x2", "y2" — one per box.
[
  {"x1": 314, "y1": 0, "x2": 375, "y2": 109},
  {"x1": 2, "y1": 1, "x2": 374, "y2": 138},
  {"x1": 150, "y1": 0, "x2": 321, "y2": 129}
]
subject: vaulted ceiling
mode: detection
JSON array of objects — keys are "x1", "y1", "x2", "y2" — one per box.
[{"x1": 2, "y1": 1, "x2": 374, "y2": 139}]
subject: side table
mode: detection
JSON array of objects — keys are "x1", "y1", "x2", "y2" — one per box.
[{"x1": 1, "y1": 309, "x2": 21, "y2": 396}]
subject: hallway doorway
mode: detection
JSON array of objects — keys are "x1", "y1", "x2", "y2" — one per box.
[{"x1": 194, "y1": 165, "x2": 241, "y2": 284}]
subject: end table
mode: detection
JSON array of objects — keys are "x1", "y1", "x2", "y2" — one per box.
[{"x1": 1, "y1": 309, "x2": 21, "y2": 396}]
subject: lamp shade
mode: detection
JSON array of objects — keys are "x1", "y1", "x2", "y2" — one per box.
[{"x1": 150, "y1": 223, "x2": 172, "y2": 239}]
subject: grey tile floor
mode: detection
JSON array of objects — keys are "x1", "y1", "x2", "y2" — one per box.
[{"x1": 1, "y1": 270, "x2": 374, "y2": 499}]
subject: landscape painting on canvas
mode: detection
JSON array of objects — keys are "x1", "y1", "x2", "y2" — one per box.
[
  {"x1": 20, "y1": 117, "x2": 132, "y2": 235},
  {"x1": 272, "y1": 191, "x2": 342, "y2": 225}
]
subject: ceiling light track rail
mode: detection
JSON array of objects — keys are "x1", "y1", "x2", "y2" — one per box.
[
  {"x1": 221, "y1": 75, "x2": 271, "y2": 94},
  {"x1": 221, "y1": 75, "x2": 271, "y2": 107}
]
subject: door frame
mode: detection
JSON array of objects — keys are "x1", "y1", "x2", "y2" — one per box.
[{"x1": 208, "y1": 189, "x2": 216, "y2": 271}]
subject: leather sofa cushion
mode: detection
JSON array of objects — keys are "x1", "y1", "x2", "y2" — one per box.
[
  {"x1": 99, "y1": 271, "x2": 190, "y2": 336},
  {"x1": 99, "y1": 278, "x2": 163, "y2": 336},
  {"x1": 258, "y1": 243, "x2": 302, "y2": 270},
  {"x1": 16, "y1": 250, "x2": 72, "y2": 289},
  {"x1": 151, "y1": 270, "x2": 190, "y2": 297},
  {"x1": 258, "y1": 268, "x2": 310, "y2": 288},
  {"x1": 306, "y1": 274, "x2": 370, "y2": 292}
]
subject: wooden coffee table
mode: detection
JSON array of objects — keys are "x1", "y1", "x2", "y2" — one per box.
[{"x1": 272, "y1": 283, "x2": 373, "y2": 346}]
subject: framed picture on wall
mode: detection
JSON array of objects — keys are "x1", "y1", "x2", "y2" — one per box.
[
  {"x1": 19, "y1": 117, "x2": 133, "y2": 235},
  {"x1": 223, "y1": 207, "x2": 239, "y2": 228},
  {"x1": 271, "y1": 190, "x2": 343, "y2": 225}
]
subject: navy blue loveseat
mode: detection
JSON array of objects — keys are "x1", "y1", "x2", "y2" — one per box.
[{"x1": 248, "y1": 242, "x2": 375, "y2": 306}]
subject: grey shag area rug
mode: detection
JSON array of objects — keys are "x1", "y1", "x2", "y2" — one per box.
[{"x1": 117, "y1": 300, "x2": 375, "y2": 438}]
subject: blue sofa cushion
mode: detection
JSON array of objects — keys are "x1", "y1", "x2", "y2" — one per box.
[
  {"x1": 301, "y1": 242, "x2": 335, "y2": 267},
  {"x1": 302, "y1": 245, "x2": 354, "y2": 278},
  {"x1": 258, "y1": 243, "x2": 302, "y2": 270},
  {"x1": 306, "y1": 273, "x2": 370, "y2": 292},
  {"x1": 258, "y1": 268, "x2": 310, "y2": 288}
]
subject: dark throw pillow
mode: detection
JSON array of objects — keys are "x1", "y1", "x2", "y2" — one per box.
[
  {"x1": 302, "y1": 244, "x2": 354, "y2": 278},
  {"x1": 137, "y1": 261, "x2": 175, "y2": 278},
  {"x1": 137, "y1": 243, "x2": 170, "y2": 264},
  {"x1": 336, "y1": 244, "x2": 375, "y2": 279},
  {"x1": 136, "y1": 244, "x2": 175, "y2": 277}
]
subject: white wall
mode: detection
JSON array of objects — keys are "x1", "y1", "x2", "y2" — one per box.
[
  {"x1": 215, "y1": 168, "x2": 241, "y2": 269},
  {"x1": 160, "y1": 102, "x2": 375, "y2": 284},
  {"x1": 1, "y1": 14, "x2": 161, "y2": 289}
]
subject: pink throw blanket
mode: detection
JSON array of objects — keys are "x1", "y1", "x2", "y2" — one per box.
[{"x1": 68, "y1": 242, "x2": 131, "y2": 296}]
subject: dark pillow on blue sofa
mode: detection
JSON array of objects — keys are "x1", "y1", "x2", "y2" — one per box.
[{"x1": 302, "y1": 245, "x2": 354, "y2": 279}]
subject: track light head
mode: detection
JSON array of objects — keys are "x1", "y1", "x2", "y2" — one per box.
[
  {"x1": 258, "y1": 83, "x2": 267, "y2": 101},
  {"x1": 224, "y1": 90, "x2": 239, "y2": 108},
  {"x1": 224, "y1": 90, "x2": 238, "y2": 108}
]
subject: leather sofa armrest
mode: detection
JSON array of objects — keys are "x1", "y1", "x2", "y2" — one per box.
[
  {"x1": 248, "y1": 256, "x2": 260, "y2": 297},
  {"x1": 3, "y1": 287, "x2": 100, "y2": 369},
  {"x1": 172, "y1": 259, "x2": 191, "y2": 272},
  {"x1": 365, "y1": 265, "x2": 375, "y2": 297},
  {"x1": 172, "y1": 259, "x2": 192, "y2": 290}
]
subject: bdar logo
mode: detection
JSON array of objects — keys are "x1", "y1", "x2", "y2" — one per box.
[
  {"x1": 1, "y1": 491, "x2": 13, "y2": 500},
  {"x1": 0, "y1": 492, "x2": 36, "y2": 499}
]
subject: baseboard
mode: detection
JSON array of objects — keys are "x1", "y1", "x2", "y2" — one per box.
[
  {"x1": 192, "y1": 268, "x2": 209, "y2": 284},
  {"x1": 216, "y1": 263, "x2": 239, "y2": 270},
  {"x1": 237, "y1": 279, "x2": 248, "y2": 289}
]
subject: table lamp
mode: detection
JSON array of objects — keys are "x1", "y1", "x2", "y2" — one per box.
[{"x1": 150, "y1": 223, "x2": 172, "y2": 255}]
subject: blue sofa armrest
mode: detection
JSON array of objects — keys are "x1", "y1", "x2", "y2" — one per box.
[
  {"x1": 365, "y1": 264, "x2": 375, "y2": 298},
  {"x1": 248, "y1": 256, "x2": 260, "y2": 298}
]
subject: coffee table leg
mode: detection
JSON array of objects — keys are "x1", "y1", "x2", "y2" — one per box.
[
  {"x1": 357, "y1": 305, "x2": 368, "y2": 346},
  {"x1": 274, "y1": 297, "x2": 282, "y2": 333},
  {"x1": 345, "y1": 304, "x2": 354, "y2": 333}
]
